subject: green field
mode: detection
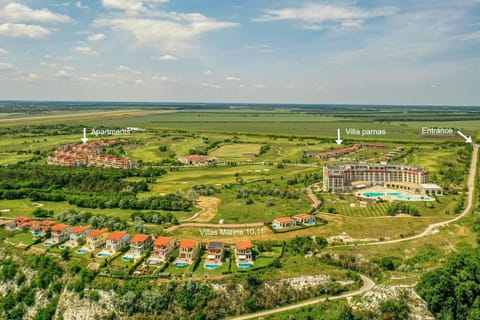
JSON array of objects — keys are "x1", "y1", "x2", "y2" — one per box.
[{"x1": 210, "y1": 143, "x2": 263, "y2": 158}]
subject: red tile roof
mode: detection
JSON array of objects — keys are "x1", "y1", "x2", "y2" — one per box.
[
  {"x1": 70, "y1": 225, "x2": 92, "y2": 233},
  {"x1": 179, "y1": 239, "x2": 197, "y2": 248},
  {"x1": 154, "y1": 237, "x2": 174, "y2": 246},
  {"x1": 51, "y1": 224, "x2": 70, "y2": 231},
  {"x1": 294, "y1": 213, "x2": 315, "y2": 219},
  {"x1": 107, "y1": 231, "x2": 129, "y2": 241},
  {"x1": 87, "y1": 228, "x2": 108, "y2": 237},
  {"x1": 274, "y1": 217, "x2": 296, "y2": 223},
  {"x1": 131, "y1": 234, "x2": 150, "y2": 243},
  {"x1": 40, "y1": 220, "x2": 56, "y2": 226},
  {"x1": 236, "y1": 240, "x2": 253, "y2": 250}
]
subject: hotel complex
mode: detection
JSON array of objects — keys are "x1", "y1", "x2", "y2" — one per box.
[{"x1": 323, "y1": 162, "x2": 442, "y2": 195}]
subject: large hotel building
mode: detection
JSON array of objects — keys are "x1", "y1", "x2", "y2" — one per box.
[{"x1": 323, "y1": 162, "x2": 442, "y2": 195}]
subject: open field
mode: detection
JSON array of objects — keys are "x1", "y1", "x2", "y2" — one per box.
[{"x1": 210, "y1": 144, "x2": 263, "y2": 158}]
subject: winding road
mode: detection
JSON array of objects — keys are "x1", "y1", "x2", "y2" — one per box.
[{"x1": 229, "y1": 274, "x2": 375, "y2": 320}]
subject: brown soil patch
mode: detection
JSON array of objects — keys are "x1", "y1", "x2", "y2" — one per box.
[{"x1": 193, "y1": 196, "x2": 221, "y2": 222}]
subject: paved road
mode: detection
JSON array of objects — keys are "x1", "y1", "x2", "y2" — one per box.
[{"x1": 228, "y1": 274, "x2": 375, "y2": 320}]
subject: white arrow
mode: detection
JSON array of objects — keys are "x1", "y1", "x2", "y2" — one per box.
[
  {"x1": 335, "y1": 128, "x2": 343, "y2": 145},
  {"x1": 457, "y1": 130, "x2": 472, "y2": 143},
  {"x1": 81, "y1": 128, "x2": 88, "y2": 144}
]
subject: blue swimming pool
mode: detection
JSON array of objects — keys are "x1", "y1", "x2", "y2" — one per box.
[
  {"x1": 44, "y1": 242, "x2": 54, "y2": 247},
  {"x1": 32, "y1": 231, "x2": 42, "y2": 237},
  {"x1": 175, "y1": 262, "x2": 189, "y2": 267},
  {"x1": 76, "y1": 249, "x2": 89, "y2": 254},
  {"x1": 204, "y1": 264, "x2": 220, "y2": 270},
  {"x1": 307, "y1": 221, "x2": 315, "y2": 226},
  {"x1": 272, "y1": 225, "x2": 280, "y2": 229},
  {"x1": 238, "y1": 263, "x2": 252, "y2": 268},
  {"x1": 96, "y1": 253, "x2": 110, "y2": 258},
  {"x1": 122, "y1": 256, "x2": 134, "y2": 262},
  {"x1": 58, "y1": 245, "x2": 70, "y2": 250},
  {"x1": 148, "y1": 259, "x2": 162, "y2": 264},
  {"x1": 361, "y1": 192, "x2": 433, "y2": 201}
]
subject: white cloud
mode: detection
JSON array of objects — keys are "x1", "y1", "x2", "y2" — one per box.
[
  {"x1": 254, "y1": 4, "x2": 396, "y2": 30},
  {"x1": 117, "y1": 65, "x2": 130, "y2": 72},
  {"x1": 0, "y1": 23, "x2": 50, "y2": 38},
  {"x1": 0, "y1": 3, "x2": 73, "y2": 23},
  {"x1": 152, "y1": 54, "x2": 178, "y2": 61},
  {"x1": 74, "y1": 46, "x2": 99, "y2": 56},
  {"x1": 54, "y1": 69, "x2": 71, "y2": 79},
  {"x1": 252, "y1": 84, "x2": 265, "y2": 89},
  {"x1": 0, "y1": 48, "x2": 7, "y2": 54},
  {"x1": 135, "y1": 79, "x2": 144, "y2": 86},
  {"x1": 0, "y1": 62, "x2": 14, "y2": 71},
  {"x1": 225, "y1": 76, "x2": 240, "y2": 81},
  {"x1": 201, "y1": 82, "x2": 221, "y2": 89},
  {"x1": 27, "y1": 73, "x2": 39, "y2": 80},
  {"x1": 78, "y1": 76, "x2": 93, "y2": 81},
  {"x1": 95, "y1": 12, "x2": 238, "y2": 52},
  {"x1": 152, "y1": 75, "x2": 169, "y2": 81},
  {"x1": 88, "y1": 33, "x2": 106, "y2": 41},
  {"x1": 203, "y1": 69, "x2": 213, "y2": 76},
  {"x1": 101, "y1": 0, "x2": 168, "y2": 14},
  {"x1": 75, "y1": 1, "x2": 88, "y2": 9}
]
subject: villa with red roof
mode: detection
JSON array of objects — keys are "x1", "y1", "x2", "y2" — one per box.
[
  {"x1": 128, "y1": 234, "x2": 152, "y2": 257},
  {"x1": 152, "y1": 237, "x2": 177, "y2": 260},
  {"x1": 69, "y1": 225, "x2": 92, "y2": 245},
  {"x1": 86, "y1": 228, "x2": 109, "y2": 250},
  {"x1": 106, "y1": 231, "x2": 130, "y2": 253},
  {"x1": 235, "y1": 240, "x2": 254, "y2": 266},
  {"x1": 50, "y1": 224, "x2": 72, "y2": 243},
  {"x1": 272, "y1": 217, "x2": 297, "y2": 229},
  {"x1": 293, "y1": 213, "x2": 316, "y2": 225},
  {"x1": 15, "y1": 217, "x2": 32, "y2": 229},
  {"x1": 40, "y1": 220, "x2": 57, "y2": 232},
  {"x1": 177, "y1": 239, "x2": 200, "y2": 264},
  {"x1": 205, "y1": 241, "x2": 224, "y2": 267},
  {"x1": 177, "y1": 155, "x2": 217, "y2": 166}
]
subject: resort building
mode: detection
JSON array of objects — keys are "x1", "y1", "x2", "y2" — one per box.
[
  {"x1": 0, "y1": 220, "x2": 16, "y2": 231},
  {"x1": 205, "y1": 241, "x2": 224, "y2": 266},
  {"x1": 272, "y1": 217, "x2": 297, "y2": 229},
  {"x1": 50, "y1": 224, "x2": 72, "y2": 243},
  {"x1": 235, "y1": 240, "x2": 254, "y2": 266},
  {"x1": 177, "y1": 155, "x2": 217, "y2": 166},
  {"x1": 106, "y1": 231, "x2": 130, "y2": 253},
  {"x1": 15, "y1": 217, "x2": 32, "y2": 229},
  {"x1": 47, "y1": 140, "x2": 135, "y2": 169},
  {"x1": 323, "y1": 162, "x2": 441, "y2": 194},
  {"x1": 86, "y1": 228, "x2": 109, "y2": 250},
  {"x1": 129, "y1": 234, "x2": 152, "y2": 257},
  {"x1": 293, "y1": 213, "x2": 316, "y2": 225},
  {"x1": 177, "y1": 239, "x2": 200, "y2": 264},
  {"x1": 153, "y1": 237, "x2": 177, "y2": 260},
  {"x1": 69, "y1": 225, "x2": 92, "y2": 245},
  {"x1": 305, "y1": 144, "x2": 385, "y2": 159}
]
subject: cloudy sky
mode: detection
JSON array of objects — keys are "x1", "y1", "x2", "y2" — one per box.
[{"x1": 0, "y1": 0, "x2": 479, "y2": 105}]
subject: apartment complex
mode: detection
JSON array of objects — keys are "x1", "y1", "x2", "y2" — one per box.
[
  {"x1": 323, "y1": 162, "x2": 434, "y2": 193},
  {"x1": 47, "y1": 140, "x2": 135, "y2": 169}
]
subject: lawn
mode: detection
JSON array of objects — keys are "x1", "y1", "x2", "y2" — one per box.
[
  {"x1": 6, "y1": 231, "x2": 35, "y2": 246},
  {"x1": 210, "y1": 144, "x2": 263, "y2": 158}
]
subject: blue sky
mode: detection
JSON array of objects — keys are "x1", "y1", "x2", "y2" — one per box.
[{"x1": 0, "y1": 0, "x2": 479, "y2": 105}]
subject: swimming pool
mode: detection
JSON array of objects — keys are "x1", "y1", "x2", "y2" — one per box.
[
  {"x1": 32, "y1": 231, "x2": 42, "y2": 237},
  {"x1": 76, "y1": 249, "x2": 89, "y2": 254},
  {"x1": 44, "y1": 242, "x2": 54, "y2": 247},
  {"x1": 307, "y1": 221, "x2": 315, "y2": 226},
  {"x1": 175, "y1": 262, "x2": 189, "y2": 267},
  {"x1": 148, "y1": 259, "x2": 162, "y2": 264},
  {"x1": 58, "y1": 245, "x2": 70, "y2": 250},
  {"x1": 122, "y1": 256, "x2": 134, "y2": 262},
  {"x1": 272, "y1": 225, "x2": 280, "y2": 229},
  {"x1": 361, "y1": 192, "x2": 433, "y2": 201},
  {"x1": 238, "y1": 263, "x2": 252, "y2": 268},
  {"x1": 204, "y1": 264, "x2": 220, "y2": 270},
  {"x1": 96, "y1": 253, "x2": 111, "y2": 258}
]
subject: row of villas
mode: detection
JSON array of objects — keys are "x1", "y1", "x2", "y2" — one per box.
[
  {"x1": 305, "y1": 143, "x2": 385, "y2": 159},
  {"x1": 47, "y1": 140, "x2": 135, "y2": 169},
  {"x1": 272, "y1": 213, "x2": 316, "y2": 229},
  {"x1": 6, "y1": 217, "x2": 255, "y2": 268}
]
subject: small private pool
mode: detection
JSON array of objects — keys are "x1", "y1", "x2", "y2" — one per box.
[
  {"x1": 175, "y1": 262, "x2": 189, "y2": 267},
  {"x1": 76, "y1": 249, "x2": 89, "y2": 254},
  {"x1": 271, "y1": 224, "x2": 280, "y2": 229},
  {"x1": 44, "y1": 241, "x2": 55, "y2": 247},
  {"x1": 58, "y1": 245, "x2": 70, "y2": 250},
  {"x1": 361, "y1": 191, "x2": 433, "y2": 201},
  {"x1": 32, "y1": 231, "x2": 42, "y2": 237},
  {"x1": 306, "y1": 221, "x2": 315, "y2": 226},
  {"x1": 148, "y1": 258, "x2": 162, "y2": 265},
  {"x1": 238, "y1": 263, "x2": 253, "y2": 268},
  {"x1": 204, "y1": 264, "x2": 221, "y2": 270},
  {"x1": 122, "y1": 256, "x2": 134, "y2": 262},
  {"x1": 96, "y1": 253, "x2": 111, "y2": 258}
]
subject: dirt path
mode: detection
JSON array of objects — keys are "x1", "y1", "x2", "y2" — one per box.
[
  {"x1": 228, "y1": 274, "x2": 375, "y2": 320},
  {"x1": 183, "y1": 196, "x2": 221, "y2": 222},
  {"x1": 306, "y1": 183, "x2": 321, "y2": 208},
  {"x1": 166, "y1": 222, "x2": 264, "y2": 233}
]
